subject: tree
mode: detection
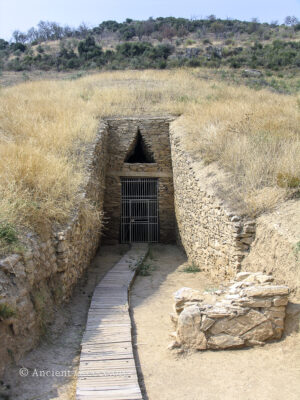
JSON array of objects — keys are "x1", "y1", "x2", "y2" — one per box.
[
  {"x1": 211, "y1": 21, "x2": 225, "y2": 38},
  {"x1": 160, "y1": 24, "x2": 176, "y2": 40},
  {"x1": 207, "y1": 15, "x2": 216, "y2": 21},
  {"x1": 26, "y1": 27, "x2": 39, "y2": 43},
  {"x1": 270, "y1": 20, "x2": 279, "y2": 26},
  {"x1": 285, "y1": 16, "x2": 299, "y2": 26},
  {"x1": 77, "y1": 22, "x2": 90, "y2": 38},
  {"x1": 50, "y1": 22, "x2": 64, "y2": 39},
  {"x1": 136, "y1": 20, "x2": 156, "y2": 40},
  {"x1": 37, "y1": 21, "x2": 52, "y2": 41},
  {"x1": 119, "y1": 25, "x2": 136, "y2": 40},
  {"x1": 12, "y1": 30, "x2": 27, "y2": 43},
  {"x1": 0, "y1": 39, "x2": 9, "y2": 50}
]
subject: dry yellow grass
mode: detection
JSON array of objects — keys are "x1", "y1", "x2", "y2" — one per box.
[{"x1": 0, "y1": 69, "x2": 299, "y2": 243}]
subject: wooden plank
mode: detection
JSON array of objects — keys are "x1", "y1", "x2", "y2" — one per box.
[
  {"x1": 76, "y1": 244, "x2": 148, "y2": 400},
  {"x1": 77, "y1": 391, "x2": 142, "y2": 400},
  {"x1": 79, "y1": 359, "x2": 136, "y2": 368}
]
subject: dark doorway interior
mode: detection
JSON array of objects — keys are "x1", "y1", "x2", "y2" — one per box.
[
  {"x1": 120, "y1": 178, "x2": 159, "y2": 243},
  {"x1": 124, "y1": 130, "x2": 155, "y2": 163}
]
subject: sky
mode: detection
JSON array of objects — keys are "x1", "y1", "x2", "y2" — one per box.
[{"x1": 1, "y1": 0, "x2": 300, "y2": 40}]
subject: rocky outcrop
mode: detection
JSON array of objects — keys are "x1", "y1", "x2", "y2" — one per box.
[{"x1": 169, "y1": 272, "x2": 289, "y2": 351}]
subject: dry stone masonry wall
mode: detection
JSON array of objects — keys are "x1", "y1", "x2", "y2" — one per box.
[
  {"x1": 170, "y1": 120, "x2": 256, "y2": 277},
  {"x1": 170, "y1": 272, "x2": 289, "y2": 351},
  {"x1": 0, "y1": 123, "x2": 109, "y2": 375}
]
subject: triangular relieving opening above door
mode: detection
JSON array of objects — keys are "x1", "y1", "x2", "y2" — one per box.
[{"x1": 124, "y1": 129, "x2": 155, "y2": 163}]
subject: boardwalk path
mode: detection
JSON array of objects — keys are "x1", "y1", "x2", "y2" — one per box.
[{"x1": 76, "y1": 244, "x2": 148, "y2": 400}]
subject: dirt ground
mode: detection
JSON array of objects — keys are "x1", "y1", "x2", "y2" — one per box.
[
  {"x1": 131, "y1": 244, "x2": 300, "y2": 400},
  {"x1": 3, "y1": 244, "x2": 300, "y2": 400}
]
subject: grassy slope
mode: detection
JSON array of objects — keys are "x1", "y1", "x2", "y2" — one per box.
[{"x1": 0, "y1": 69, "x2": 299, "y2": 253}]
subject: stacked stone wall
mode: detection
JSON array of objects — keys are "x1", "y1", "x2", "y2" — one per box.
[
  {"x1": 170, "y1": 121, "x2": 255, "y2": 277},
  {"x1": 0, "y1": 123, "x2": 109, "y2": 375}
]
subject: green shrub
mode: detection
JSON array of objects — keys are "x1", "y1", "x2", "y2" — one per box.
[
  {"x1": 0, "y1": 223, "x2": 18, "y2": 244},
  {"x1": 186, "y1": 39, "x2": 196, "y2": 45},
  {"x1": 182, "y1": 262, "x2": 201, "y2": 273},
  {"x1": 119, "y1": 25, "x2": 136, "y2": 40},
  {"x1": 0, "y1": 304, "x2": 16, "y2": 320},
  {"x1": 138, "y1": 261, "x2": 155, "y2": 276},
  {"x1": 277, "y1": 172, "x2": 300, "y2": 188},
  {"x1": 78, "y1": 36, "x2": 102, "y2": 60},
  {"x1": 0, "y1": 39, "x2": 9, "y2": 50},
  {"x1": 37, "y1": 45, "x2": 44, "y2": 53},
  {"x1": 12, "y1": 42, "x2": 27, "y2": 52}
]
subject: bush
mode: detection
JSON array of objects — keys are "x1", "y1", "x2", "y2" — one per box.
[
  {"x1": 12, "y1": 42, "x2": 27, "y2": 52},
  {"x1": 138, "y1": 261, "x2": 155, "y2": 276},
  {"x1": 0, "y1": 222, "x2": 18, "y2": 244},
  {"x1": 119, "y1": 25, "x2": 136, "y2": 40},
  {"x1": 277, "y1": 172, "x2": 300, "y2": 188},
  {"x1": 0, "y1": 304, "x2": 16, "y2": 320},
  {"x1": 0, "y1": 39, "x2": 9, "y2": 50},
  {"x1": 116, "y1": 41, "x2": 152, "y2": 57},
  {"x1": 78, "y1": 36, "x2": 102, "y2": 60},
  {"x1": 37, "y1": 45, "x2": 44, "y2": 53}
]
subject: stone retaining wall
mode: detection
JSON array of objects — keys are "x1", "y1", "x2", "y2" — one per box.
[
  {"x1": 0, "y1": 123, "x2": 109, "y2": 375},
  {"x1": 170, "y1": 120, "x2": 256, "y2": 277}
]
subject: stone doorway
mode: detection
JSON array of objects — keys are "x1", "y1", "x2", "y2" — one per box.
[
  {"x1": 120, "y1": 177, "x2": 159, "y2": 243},
  {"x1": 103, "y1": 116, "x2": 176, "y2": 244}
]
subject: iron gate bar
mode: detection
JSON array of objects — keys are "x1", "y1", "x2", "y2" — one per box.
[{"x1": 121, "y1": 178, "x2": 159, "y2": 243}]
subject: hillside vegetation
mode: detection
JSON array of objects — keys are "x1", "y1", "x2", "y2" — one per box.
[
  {"x1": 0, "y1": 69, "x2": 299, "y2": 256},
  {"x1": 1, "y1": 17, "x2": 300, "y2": 75}
]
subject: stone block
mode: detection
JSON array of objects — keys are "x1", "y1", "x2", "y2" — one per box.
[
  {"x1": 241, "y1": 285, "x2": 289, "y2": 298},
  {"x1": 207, "y1": 334, "x2": 244, "y2": 349},
  {"x1": 242, "y1": 320, "x2": 274, "y2": 342}
]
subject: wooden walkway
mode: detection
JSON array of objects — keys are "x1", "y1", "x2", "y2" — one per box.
[{"x1": 76, "y1": 244, "x2": 148, "y2": 400}]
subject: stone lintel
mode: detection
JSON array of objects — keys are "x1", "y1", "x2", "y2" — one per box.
[{"x1": 107, "y1": 170, "x2": 173, "y2": 178}]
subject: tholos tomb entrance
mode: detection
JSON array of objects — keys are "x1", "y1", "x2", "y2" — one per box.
[{"x1": 103, "y1": 116, "x2": 176, "y2": 244}]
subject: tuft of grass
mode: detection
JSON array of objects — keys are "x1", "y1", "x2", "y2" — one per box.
[
  {"x1": 0, "y1": 304, "x2": 16, "y2": 320},
  {"x1": 138, "y1": 261, "x2": 156, "y2": 276},
  {"x1": 0, "y1": 223, "x2": 18, "y2": 244},
  {"x1": 182, "y1": 262, "x2": 201, "y2": 273},
  {"x1": 0, "y1": 222, "x2": 24, "y2": 257},
  {"x1": 277, "y1": 172, "x2": 300, "y2": 189}
]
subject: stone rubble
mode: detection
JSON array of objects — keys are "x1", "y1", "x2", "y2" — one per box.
[{"x1": 169, "y1": 272, "x2": 289, "y2": 351}]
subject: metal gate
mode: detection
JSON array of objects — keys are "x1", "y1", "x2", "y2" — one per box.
[{"x1": 121, "y1": 178, "x2": 159, "y2": 243}]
